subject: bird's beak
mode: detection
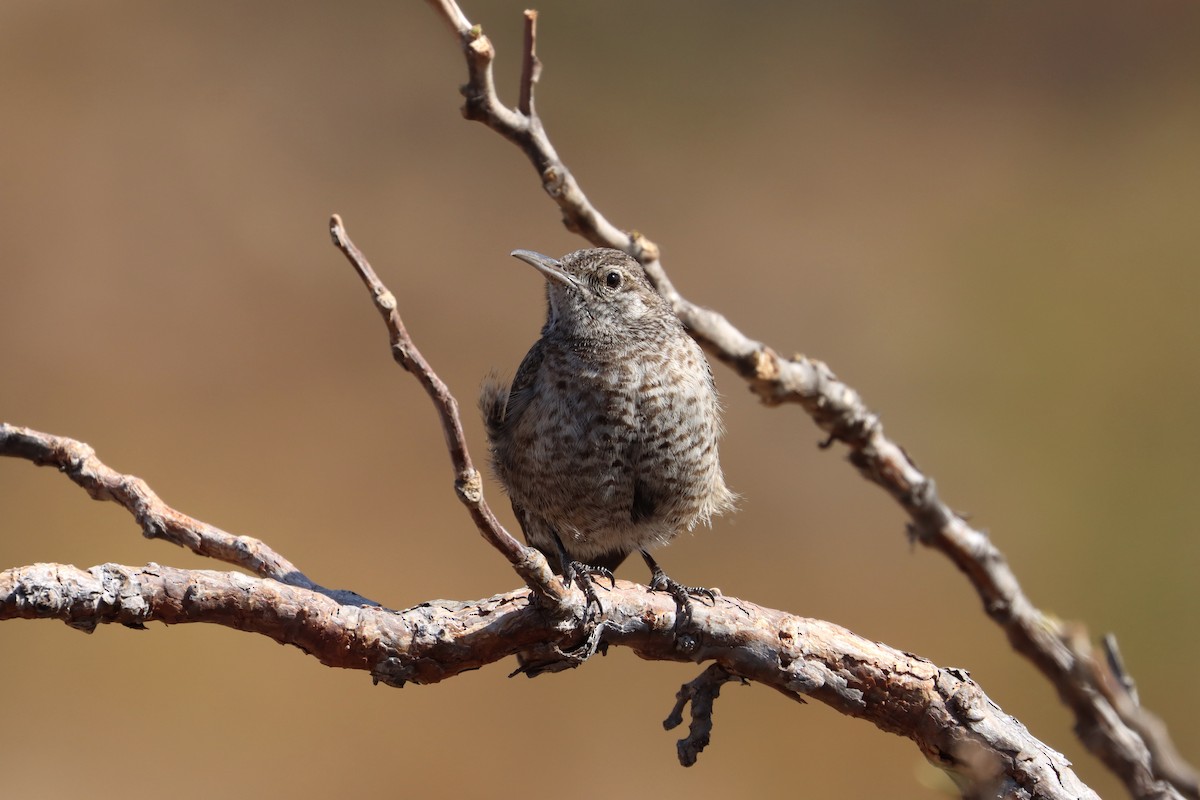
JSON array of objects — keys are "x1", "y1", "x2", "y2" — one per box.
[{"x1": 510, "y1": 249, "x2": 577, "y2": 288}]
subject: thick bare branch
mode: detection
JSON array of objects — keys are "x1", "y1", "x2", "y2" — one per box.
[
  {"x1": 328, "y1": 215, "x2": 564, "y2": 603},
  {"x1": 1, "y1": 560, "x2": 1097, "y2": 800},
  {"x1": 0, "y1": 423, "x2": 374, "y2": 607},
  {"x1": 423, "y1": 3, "x2": 1196, "y2": 797}
]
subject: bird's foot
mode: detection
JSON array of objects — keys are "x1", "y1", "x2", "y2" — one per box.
[
  {"x1": 510, "y1": 590, "x2": 613, "y2": 679},
  {"x1": 641, "y1": 551, "x2": 718, "y2": 629},
  {"x1": 563, "y1": 560, "x2": 615, "y2": 618},
  {"x1": 510, "y1": 554, "x2": 615, "y2": 678},
  {"x1": 649, "y1": 571, "x2": 717, "y2": 606},
  {"x1": 511, "y1": 618, "x2": 612, "y2": 678},
  {"x1": 546, "y1": 530, "x2": 615, "y2": 617}
]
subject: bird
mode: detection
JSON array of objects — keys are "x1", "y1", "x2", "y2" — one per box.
[{"x1": 480, "y1": 247, "x2": 734, "y2": 614}]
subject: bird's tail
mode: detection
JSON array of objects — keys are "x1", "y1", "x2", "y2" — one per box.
[{"x1": 478, "y1": 371, "x2": 511, "y2": 439}]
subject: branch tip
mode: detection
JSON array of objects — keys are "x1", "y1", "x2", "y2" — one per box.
[
  {"x1": 329, "y1": 214, "x2": 347, "y2": 247},
  {"x1": 518, "y1": 9, "x2": 540, "y2": 117}
]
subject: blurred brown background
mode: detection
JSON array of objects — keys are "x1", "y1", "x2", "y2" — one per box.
[{"x1": 2, "y1": 2, "x2": 1197, "y2": 797}]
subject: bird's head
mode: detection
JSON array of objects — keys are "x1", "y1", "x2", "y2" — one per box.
[{"x1": 510, "y1": 247, "x2": 671, "y2": 340}]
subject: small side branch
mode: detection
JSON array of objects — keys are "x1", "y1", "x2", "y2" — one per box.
[
  {"x1": 0, "y1": 423, "x2": 373, "y2": 607},
  {"x1": 664, "y1": 663, "x2": 746, "y2": 767},
  {"x1": 328, "y1": 215, "x2": 564, "y2": 602},
  {"x1": 422, "y1": 3, "x2": 1196, "y2": 797},
  {"x1": 0, "y1": 561, "x2": 1098, "y2": 799}
]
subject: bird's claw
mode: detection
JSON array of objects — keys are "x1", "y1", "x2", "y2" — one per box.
[
  {"x1": 562, "y1": 560, "x2": 615, "y2": 619},
  {"x1": 649, "y1": 573, "x2": 717, "y2": 606},
  {"x1": 651, "y1": 573, "x2": 718, "y2": 629},
  {"x1": 641, "y1": 550, "x2": 718, "y2": 630},
  {"x1": 563, "y1": 561, "x2": 615, "y2": 590},
  {"x1": 509, "y1": 616, "x2": 611, "y2": 678}
]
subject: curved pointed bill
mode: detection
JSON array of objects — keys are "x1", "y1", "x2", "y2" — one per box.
[{"x1": 510, "y1": 249, "x2": 579, "y2": 288}]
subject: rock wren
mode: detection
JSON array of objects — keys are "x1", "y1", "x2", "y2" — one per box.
[{"x1": 481, "y1": 247, "x2": 734, "y2": 608}]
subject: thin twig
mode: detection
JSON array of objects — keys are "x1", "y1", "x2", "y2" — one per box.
[
  {"x1": 328, "y1": 214, "x2": 564, "y2": 602},
  {"x1": 0, "y1": 560, "x2": 1099, "y2": 799},
  {"x1": 0, "y1": 423, "x2": 375, "y2": 606},
  {"x1": 422, "y1": 2, "x2": 1197, "y2": 798},
  {"x1": 517, "y1": 10, "x2": 539, "y2": 117},
  {"x1": 1103, "y1": 633, "x2": 1139, "y2": 706}
]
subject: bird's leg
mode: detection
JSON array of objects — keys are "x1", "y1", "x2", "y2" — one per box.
[
  {"x1": 550, "y1": 530, "x2": 615, "y2": 618},
  {"x1": 641, "y1": 550, "x2": 717, "y2": 627}
]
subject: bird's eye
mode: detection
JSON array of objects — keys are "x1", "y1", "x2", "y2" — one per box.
[{"x1": 605, "y1": 270, "x2": 622, "y2": 288}]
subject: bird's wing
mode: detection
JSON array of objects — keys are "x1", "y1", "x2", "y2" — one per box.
[{"x1": 502, "y1": 339, "x2": 545, "y2": 428}]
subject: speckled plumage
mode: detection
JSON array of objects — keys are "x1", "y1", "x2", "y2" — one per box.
[{"x1": 481, "y1": 247, "x2": 733, "y2": 577}]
